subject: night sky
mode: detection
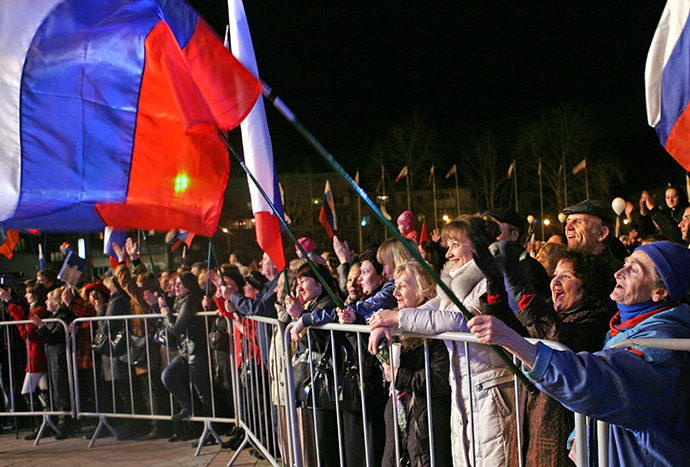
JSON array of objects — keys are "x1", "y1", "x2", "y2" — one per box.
[{"x1": 191, "y1": 1, "x2": 681, "y2": 197}]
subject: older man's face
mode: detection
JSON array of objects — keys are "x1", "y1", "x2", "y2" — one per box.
[
  {"x1": 678, "y1": 206, "x2": 690, "y2": 242},
  {"x1": 610, "y1": 250, "x2": 664, "y2": 305},
  {"x1": 564, "y1": 213, "x2": 608, "y2": 253}
]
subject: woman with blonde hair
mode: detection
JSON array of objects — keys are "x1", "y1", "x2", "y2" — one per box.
[{"x1": 376, "y1": 261, "x2": 452, "y2": 466}]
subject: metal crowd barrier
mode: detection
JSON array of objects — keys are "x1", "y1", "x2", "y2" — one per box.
[
  {"x1": 4, "y1": 307, "x2": 644, "y2": 467},
  {"x1": 70, "y1": 312, "x2": 236, "y2": 453},
  {"x1": 278, "y1": 321, "x2": 577, "y2": 467},
  {"x1": 0, "y1": 318, "x2": 74, "y2": 446}
]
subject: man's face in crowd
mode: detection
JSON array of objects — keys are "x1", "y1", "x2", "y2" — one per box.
[
  {"x1": 678, "y1": 206, "x2": 690, "y2": 242},
  {"x1": 495, "y1": 220, "x2": 519, "y2": 242},
  {"x1": 610, "y1": 250, "x2": 666, "y2": 305},
  {"x1": 564, "y1": 213, "x2": 608, "y2": 254}
]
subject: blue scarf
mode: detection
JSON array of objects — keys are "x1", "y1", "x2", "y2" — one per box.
[{"x1": 618, "y1": 300, "x2": 658, "y2": 323}]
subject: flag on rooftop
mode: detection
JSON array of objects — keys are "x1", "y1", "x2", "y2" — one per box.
[
  {"x1": 396, "y1": 166, "x2": 409, "y2": 183},
  {"x1": 572, "y1": 159, "x2": 587, "y2": 175},
  {"x1": 318, "y1": 180, "x2": 338, "y2": 238},
  {"x1": 646, "y1": 0, "x2": 690, "y2": 171},
  {"x1": 445, "y1": 164, "x2": 457, "y2": 179},
  {"x1": 229, "y1": 0, "x2": 286, "y2": 272},
  {"x1": 0, "y1": 0, "x2": 261, "y2": 235}
]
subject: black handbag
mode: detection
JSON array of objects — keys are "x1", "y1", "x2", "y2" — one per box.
[
  {"x1": 209, "y1": 319, "x2": 229, "y2": 351},
  {"x1": 118, "y1": 333, "x2": 157, "y2": 367},
  {"x1": 293, "y1": 336, "x2": 361, "y2": 411},
  {"x1": 92, "y1": 326, "x2": 126, "y2": 357}
]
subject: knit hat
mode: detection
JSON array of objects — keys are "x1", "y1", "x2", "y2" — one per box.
[
  {"x1": 245, "y1": 271, "x2": 268, "y2": 291},
  {"x1": 297, "y1": 237, "x2": 317, "y2": 254},
  {"x1": 636, "y1": 241, "x2": 690, "y2": 302},
  {"x1": 397, "y1": 210, "x2": 416, "y2": 229},
  {"x1": 178, "y1": 271, "x2": 201, "y2": 293}
]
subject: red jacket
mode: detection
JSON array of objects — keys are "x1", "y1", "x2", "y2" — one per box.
[{"x1": 9, "y1": 303, "x2": 48, "y2": 373}]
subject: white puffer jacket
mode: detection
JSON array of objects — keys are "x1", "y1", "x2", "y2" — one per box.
[{"x1": 397, "y1": 260, "x2": 515, "y2": 466}]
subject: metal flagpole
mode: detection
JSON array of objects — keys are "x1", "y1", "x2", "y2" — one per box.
[
  {"x1": 261, "y1": 83, "x2": 538, "y2": 393},
  {"x1": 432, "y1": 166, "x2": 438, "y2": 230},
  {"x1": 454, "y1": 170, "x2": 460, "y2": 217},
  {"x1": 381, "y1": 164, "x2": 388, "y2": 240},
  {"x1": 513, "y1": 160, "x2": 519, "y2": 212},
  {"x1": 357, "y1": 169, "x2": 363, "y2": 252},
  {"x1": 563, "y1": 154, "x2": 568, "y2": 207},
  {"x1": 584, "y1": 158, "x2": 590, "y2": 199},
  {"x1": 539, "y1": 159, "x2": 545, "y2": 240},
  {"x1": 405, "y1": 172, "x2": 411, "y2": 211}
]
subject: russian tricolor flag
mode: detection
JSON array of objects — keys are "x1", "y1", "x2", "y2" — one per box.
[
  {"x1": 319, "y1": 180, "x2": 337, "y2": 239},
  {"x1": 0, "y1": 0, "x2": 261, "y2": 235},
  {"x1": 229, "y1": 0, "x2": 286, "y2": 272},
  {"x1": 646, "y1": 0, "x2": 690, "y2": 171}
]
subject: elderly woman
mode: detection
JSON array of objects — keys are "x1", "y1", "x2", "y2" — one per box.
[
  {"x1": 468, "y1": 241, "x2": 690, "y2": 466},
  {"x1": 369, "y1": 215, "x2": 515, "y2": 466},
  {"x1": 377, "y1": 261, "x2": 452, "y2": 466},
  {"x1": 475, "y1": 241, "x2": 616, "y2": 465}
]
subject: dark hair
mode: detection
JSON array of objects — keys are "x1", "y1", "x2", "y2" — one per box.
[
  {"x1": 420, "y1": 240, "x2": 447, "y2": 273},
  {"x1": 665, "y1": 185, "x2": 689, "y2": 211},
  {"x1": 178, "y1": 271, "x2": 202, "y2": 293},
  {"x1": 358, "y1": 246, "x2": 384, "y2": 275},
  {"x1": 559, "y1": 251, "x2": 615, "y2": 302},
  {"x1": 37, "y1": 268, "x2": 58, "y2": 285},
  {"x1": 221, "y1": 265, "x2": 245, "y2": 289},
  {"x1": 296, "y1": 262, "x2": 338, "y2": 299},
  {"x1": 26, "y1": 282, "x2": 48, "y2": 309}
]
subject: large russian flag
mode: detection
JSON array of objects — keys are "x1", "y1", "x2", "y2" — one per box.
[
  {"x1": 0, "y1": 0, "x2": 261, "y2": 235},
  {"x1": 646, "y1": 0, "x2": 690, "y2": 171}
]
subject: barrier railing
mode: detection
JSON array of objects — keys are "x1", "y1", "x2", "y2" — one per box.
[
  {"x1": 70, "y1": 312, "x2": 235, "y2": 452},
  {"x1": 0, "y1": 308, "x2": 612, "y2": 467},
  {"x1": 0, "y1": 318, "x2": 74, "y2": 446}
]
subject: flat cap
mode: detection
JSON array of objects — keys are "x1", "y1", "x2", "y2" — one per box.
[
  {"x1": 482, "y1": 208, "x2": 528, "y2": 233},
  {"x1": 562, "y1": 200, "x2": 616, "y2": 222}
]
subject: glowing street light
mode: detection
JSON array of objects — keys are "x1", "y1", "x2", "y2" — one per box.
[
  {"x1": 543, "y1": 219, "x2": 551, "y2": 226},
  {"x1": 442, "y1": 214, "x2": 450, "y2": 223}
]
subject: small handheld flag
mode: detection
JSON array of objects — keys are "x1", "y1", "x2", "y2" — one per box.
[
  {"x1": 319, "y1": 180, "x2": 338, "y2": 238},
  {"x1": 58, "y1": 251, "x2": 87, "y2": 286}
]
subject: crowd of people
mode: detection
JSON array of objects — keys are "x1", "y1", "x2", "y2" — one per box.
[{"x1": 0, "y1": 187, "x2": 689, "y2": 466}]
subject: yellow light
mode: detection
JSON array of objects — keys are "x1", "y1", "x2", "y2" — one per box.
[
  {"x1": 543, "y1": 219, "x2": 551, "y2": 226},
  {"x1": 221, "y1": 227, "x2": 229, "y2": 233},
  {"x1": 175, "y1": 173, "x2": 189, "y2": 193},
  {"x1": 442, "y1": 215, "x2": 450, "y2": 222},
  {"x1": 623, "y1": 219, "x2": 629, "y2": 225}
]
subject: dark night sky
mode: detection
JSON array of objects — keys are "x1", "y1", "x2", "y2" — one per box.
[{"x1": 191, "y1": 1, "x2": 682, "y2": 196}]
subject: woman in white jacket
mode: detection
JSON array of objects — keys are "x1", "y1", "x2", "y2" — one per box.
[{"x1": 369, "y1": 215, "x2": 515, "y2": 466}]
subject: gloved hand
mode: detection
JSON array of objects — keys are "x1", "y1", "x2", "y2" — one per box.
[
  {"x1": 496, "y1": 241, "x2": 533, "y2": 302},
  {"x1": 471, "y1": 237, "x2": 505, "y2": 296}
]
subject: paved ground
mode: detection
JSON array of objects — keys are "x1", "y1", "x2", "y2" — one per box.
[{"x1": 0, "y1": 426, "x2": 273, "y2": 466}]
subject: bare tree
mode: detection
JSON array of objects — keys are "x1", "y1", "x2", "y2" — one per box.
[{"x1": 459, "y1": 131, "x2": 509, "y2": 212}]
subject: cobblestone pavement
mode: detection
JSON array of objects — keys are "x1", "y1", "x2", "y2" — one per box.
[{"x1": 0, "y1": 426, "x2": 272, "y2": 466}]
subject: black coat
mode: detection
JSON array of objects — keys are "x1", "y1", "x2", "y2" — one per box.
[{"x1": 383, "y1": 338, "x2": 452, "y2": 467}]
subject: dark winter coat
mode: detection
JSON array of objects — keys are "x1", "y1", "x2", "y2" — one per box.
[
  {"x1": 98, "y1": 289, "x2": 130, "y2": 381},
  {"x1": 511, "y1": 294, "x2": 616, "y2": 466}
]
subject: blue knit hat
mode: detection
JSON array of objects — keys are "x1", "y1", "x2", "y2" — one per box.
[{"x1": 636, "y1": 241, "x2": 690, "y2": 302}]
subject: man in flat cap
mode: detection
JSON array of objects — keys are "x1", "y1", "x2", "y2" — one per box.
[{"x1": 562, "y1": 200, "x2": 623, "y2": 273}]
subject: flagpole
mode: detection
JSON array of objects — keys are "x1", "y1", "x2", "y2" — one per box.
[
  {"x1": 357, "y1": 169, "x2": 363, "y2": 252},
  {"x1": 563, "y1": 154, "x2": 568, "y2": 207},
  {"x1": 432, "y1": 167, "x2": 438, "y2": 230},
  {"x1": 584, "y1": 159, "x2": 590, "y2": 199},
  {"x1": 261, "y1": 85, "x2": 538, "y2": 394},
  {"x1": 381, "y1": 164, "x2": 388, "y2": 240},
  {"x1": 405, "y1": 172, "x2": 411, "y2": 211},
  {"x1": 454, "y1": 171, "x2": 460, "y2": 217},
  {"x1": 539, "y1": 159, "x2": 545, "y2": 240},
  {"x1": 513, "y1": 159, "x2": 519, "y2": 212}
]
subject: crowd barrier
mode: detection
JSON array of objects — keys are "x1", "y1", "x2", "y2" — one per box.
[
  {"x1": 2, "y1": 307, "x2": 685, "y2": 466},
  {"x1": 0, "y1": 318, "x2": 74, "y2": 446}
]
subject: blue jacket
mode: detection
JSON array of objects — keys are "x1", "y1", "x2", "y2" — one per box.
[
  {"x1": 528, "y1": 302, "x2": 690, "y2": 466},
  {"x1": 302, "y1": 280, "x2": 397, "y2": 327},
  {"x1": 230, "y1": 274, "x2": 279, "y2": 318}
]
